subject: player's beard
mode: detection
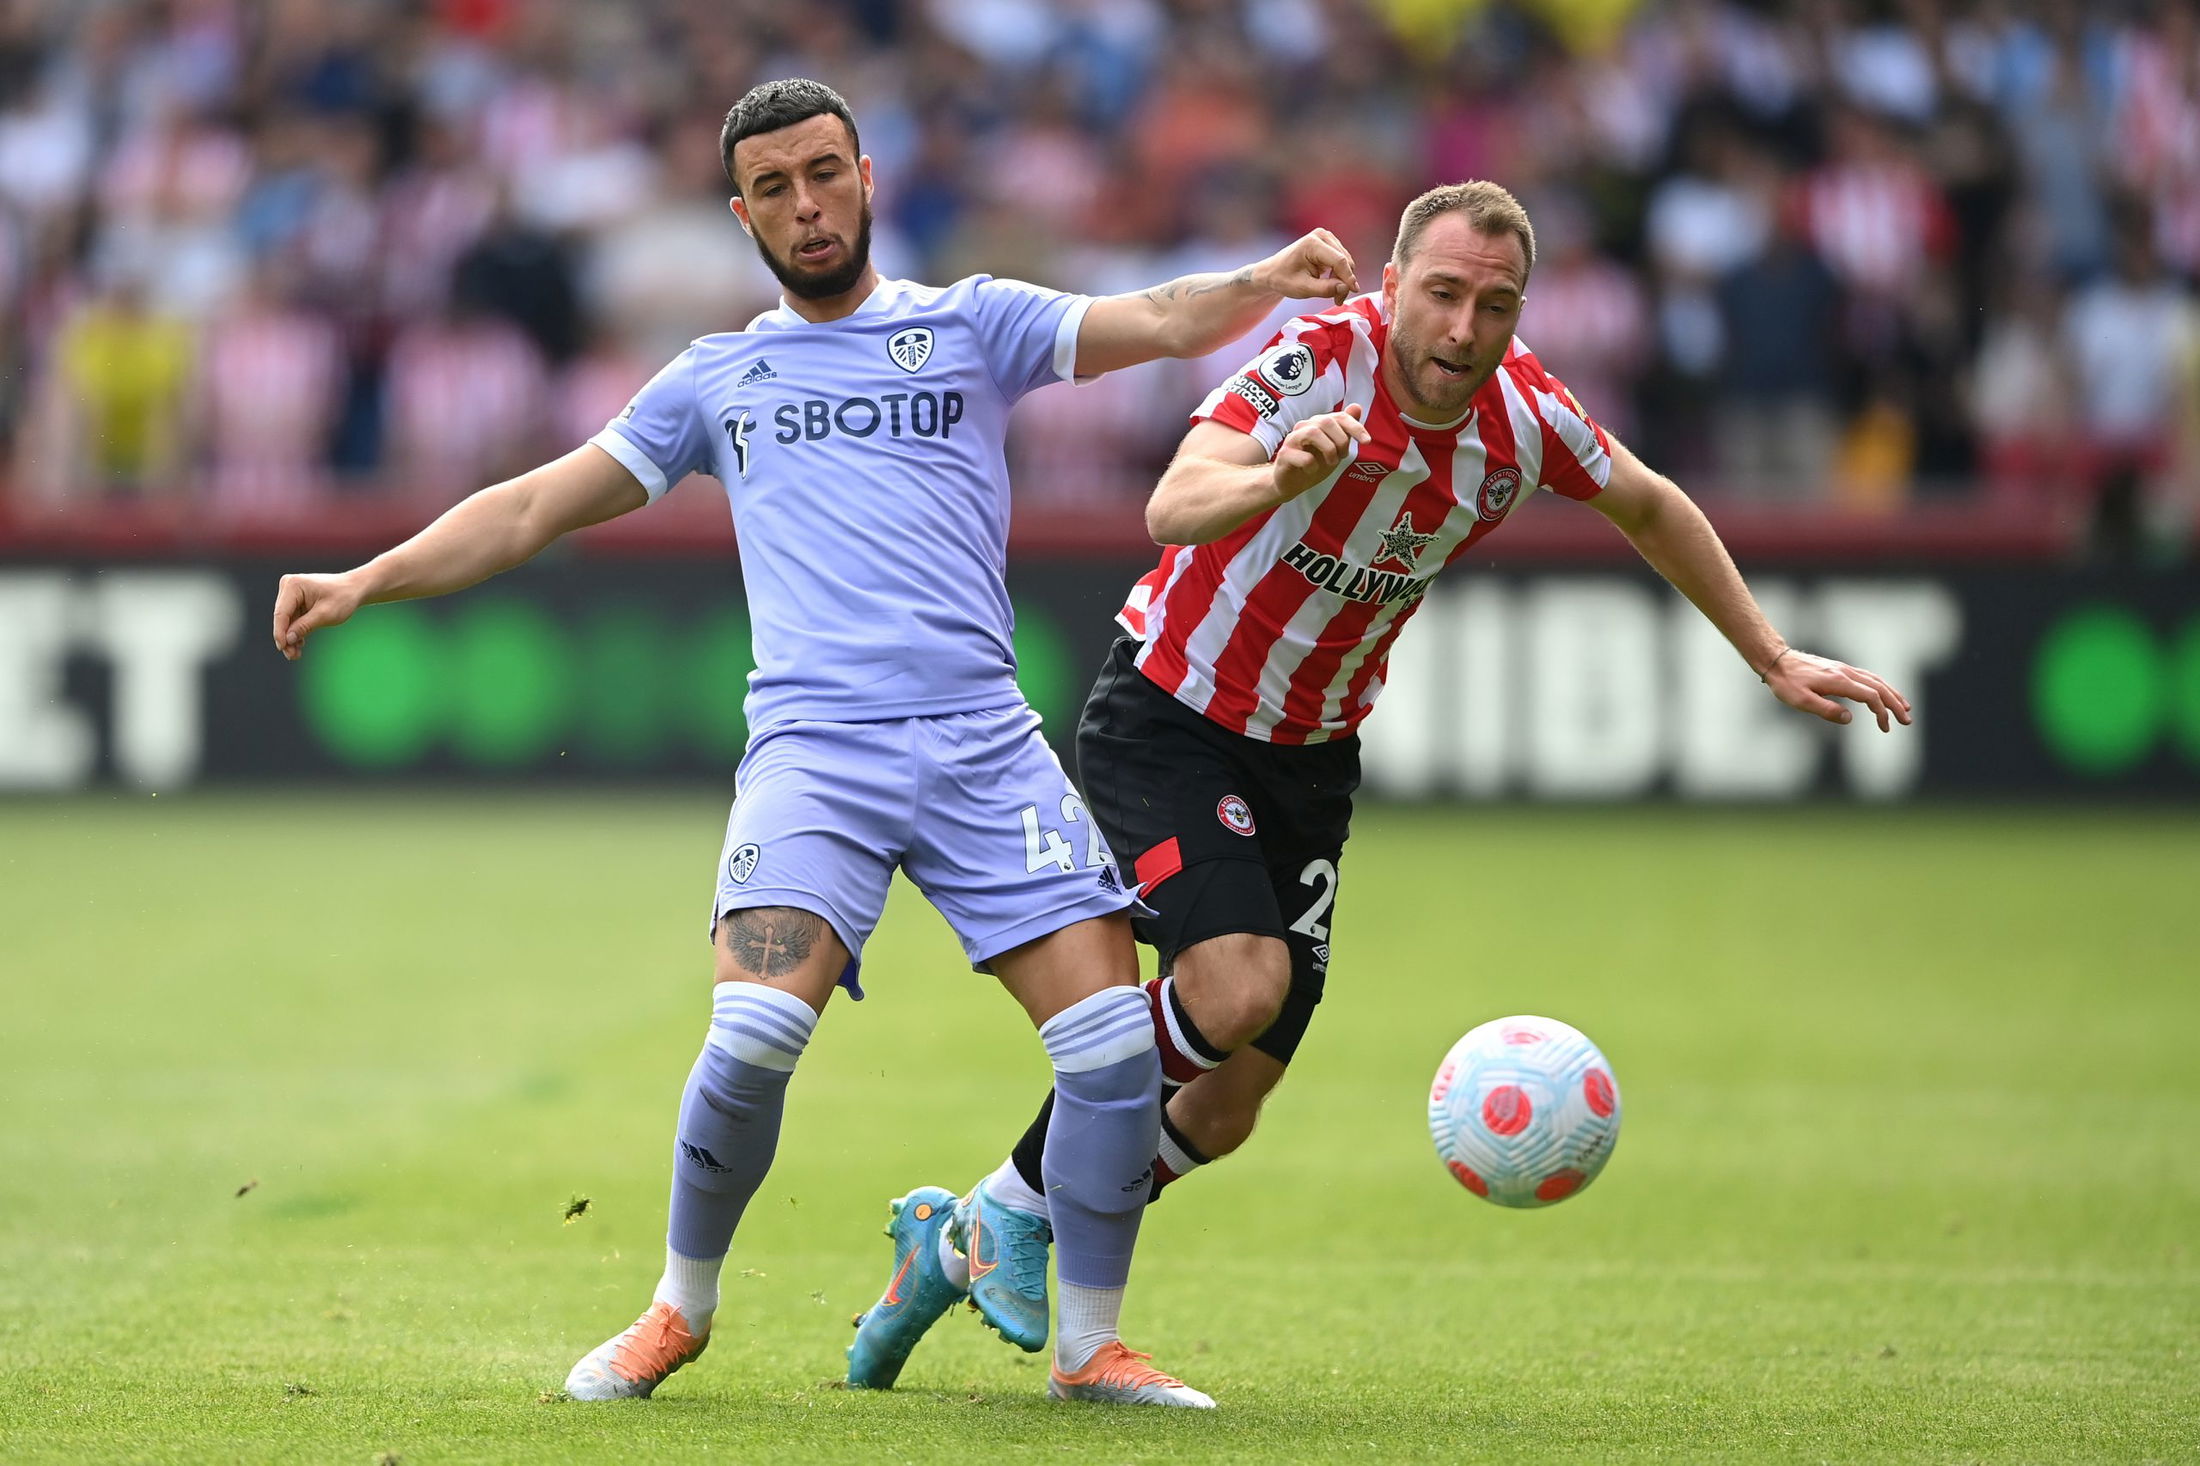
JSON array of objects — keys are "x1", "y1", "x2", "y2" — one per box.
[
  {"x1": 755, "y1": 203, "x2": 874, "y2": 301},
  {"x1": 1387, "y1": 319, "x2": 1493, "y2": 420}
]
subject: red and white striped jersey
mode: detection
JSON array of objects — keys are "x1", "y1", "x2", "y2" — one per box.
[{"x1": 1120, "y1": 294, "x2": 1613, "y2": 744}]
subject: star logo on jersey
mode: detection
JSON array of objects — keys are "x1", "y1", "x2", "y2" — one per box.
[
  {"x1": 887, "y1": 327, "x2": 934, "y2": 374},
  {"x1": 1372, "y1": 512, "x2": 1438, "y2": 570},
  {"x1": 724, "y1": 411, "x2": 753, "y2": 477}
]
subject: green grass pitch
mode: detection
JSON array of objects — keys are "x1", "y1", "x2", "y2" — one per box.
[{"x1": 2, "y1": 794, "x2": 2195, "y2": 1463}]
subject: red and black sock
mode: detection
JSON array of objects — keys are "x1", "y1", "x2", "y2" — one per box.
[
  {"x1": 1010, "y1": 975, "x2": 1229, "y2": 1201},
  {"x1": 1151, "y1": 1109, "x2": 1211, "y2": 1197}
]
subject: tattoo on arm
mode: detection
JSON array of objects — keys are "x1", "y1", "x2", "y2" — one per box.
[
  {"x1": 1141, "y1": 266, "x2": 1254, "y2": 308},
  {"x1": 720, "y1": 906, "x2": 824, "y2": 979}
]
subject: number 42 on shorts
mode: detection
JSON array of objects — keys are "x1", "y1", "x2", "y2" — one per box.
[{"x1": 1019, "y1": 795, "x2": 1113, "y2": 874}]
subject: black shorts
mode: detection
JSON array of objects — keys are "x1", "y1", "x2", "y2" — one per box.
[{"x1": 1075, "y1": 637, "x2": 1358, "y2": 1066}]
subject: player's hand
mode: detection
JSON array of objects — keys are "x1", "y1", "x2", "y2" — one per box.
[
  {"x1": 272, "y1": 571, "x2": 366, "y2": 662},
  {"x1": 1272, "y1": 404, "x2": 1371, "y2": 502},
  {"x1": 1257, "y1": 229, "x2": 1359, "y2": 304},
  {"x1": 1763, "y1": 648, "x2": 1913, "y2": 731}
]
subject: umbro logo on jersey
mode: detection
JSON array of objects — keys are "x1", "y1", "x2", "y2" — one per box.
[
  {"x1": 1346, "y1": 459, "x2": 1391, "y2": 480},
  {"x1": 887, "y1": 326, "x2": 934, "y2": 373},
  {"x1": 738, "y1": 359, "x2": 778, "y2": 386}
]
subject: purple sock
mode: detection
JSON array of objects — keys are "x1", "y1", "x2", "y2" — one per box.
[
  {"x1": 1037, "y1": 986, "x2": 1160, "y2": 1289},
  {"x1": 664, "y1": 983, "x2": 816, "y2": 1261}
]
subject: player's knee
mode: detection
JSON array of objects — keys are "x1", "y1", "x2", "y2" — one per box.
[
  {"x1": 1173, "y1": 933, "x2": 1291, "y2": 1051},
  {"x1": 1204, "y1": 974, "x2": 1288, "y2": 1052}
]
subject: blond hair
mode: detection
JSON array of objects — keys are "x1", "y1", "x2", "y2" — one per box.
[{"x1": 1393, "y1": 181, "x2": 1536, "y2": 276}]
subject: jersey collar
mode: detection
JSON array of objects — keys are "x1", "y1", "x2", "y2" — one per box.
[
  {"x1": 756, "y1": 276, "x2": 903, "y2": 330},
  {"x1": 1400, "y1": 401, "x2": 1474, "y2": 434}
]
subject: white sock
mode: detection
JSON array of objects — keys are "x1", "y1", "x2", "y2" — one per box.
[
  {"x1": 940, "y1": 1160, "x2": 1050, "y2": 1291},
  {"x1": 651, "y1": 1246, "x2": 722, "y2": 1334},
  {"x1": 984, "y1": 1156, "x2": 1049, "y2": 1217},
  {"x1": 937, "y1": 1224, "x2": 970, "y2": 1291},
  {"x1": 1156, "y1": 1116, "x2": 1206, "y2": 1185},
  {"x1": 1055, "y1": 1281, "x2": 1125, "y2": 1373}
]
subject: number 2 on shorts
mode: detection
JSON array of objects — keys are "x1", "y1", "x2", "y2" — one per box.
[{"x1": 1289, "y1": 858, "x2": 1338, "y2": 940}]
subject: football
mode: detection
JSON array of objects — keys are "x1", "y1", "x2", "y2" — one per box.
[{"x1": 1428, "y1": 1015, "x2": 1621, "y2": 1208}]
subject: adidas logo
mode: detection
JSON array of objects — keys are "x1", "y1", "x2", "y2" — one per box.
[
  {"x1": 737, "y1": 359, "x2": 778, "y2": 386},
  {"x1": 681, "y1": 1141, "x2": 735, "y2": 1173}
]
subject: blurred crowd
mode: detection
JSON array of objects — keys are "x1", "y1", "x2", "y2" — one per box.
[{"x1": 3, "y1": 0, "x2": 2197, "y2": 551}]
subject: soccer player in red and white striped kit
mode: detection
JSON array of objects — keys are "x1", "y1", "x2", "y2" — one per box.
[{"x1": 848, "y1": 180, "x2": 1914, "y2": 1384}]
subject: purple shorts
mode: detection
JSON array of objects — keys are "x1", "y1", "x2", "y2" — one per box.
[{"x1": 709, "y1": 703, "x2": 1142, "y2": 997}]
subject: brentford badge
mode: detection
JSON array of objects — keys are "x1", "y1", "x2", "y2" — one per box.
[
  {"x1": 1216, "y1": 795, "x2": 1256, "y2": 836},
  {"x1": 1477, "y1": 465, "x2": 1522, "y2": 522}
]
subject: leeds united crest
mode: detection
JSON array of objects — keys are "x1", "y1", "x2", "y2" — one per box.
[{"x1": 888, "y1": 327, "x2": 933, "y2": 373}]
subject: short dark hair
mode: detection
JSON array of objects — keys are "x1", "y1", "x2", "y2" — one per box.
[
  {"x1": 719, "y1": 78, "x2": 860, "y2": 195},
  {"x1": 1395, "y1": 180, "x2": 1536, "y2": 278}
]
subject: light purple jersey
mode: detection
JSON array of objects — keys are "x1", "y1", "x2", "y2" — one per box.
[{"x1": 589, "y1": 275, "x2": 1091, "y2": 737}]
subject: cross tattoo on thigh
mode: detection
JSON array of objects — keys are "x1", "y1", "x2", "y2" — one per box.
[{"x1": 721, "y1": 906, "x2": 823, "y2": 979}]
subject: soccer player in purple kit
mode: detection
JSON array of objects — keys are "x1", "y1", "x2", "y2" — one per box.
[{"x1": 268, "y1": 79, "x2": 1358, "y2": 1409}]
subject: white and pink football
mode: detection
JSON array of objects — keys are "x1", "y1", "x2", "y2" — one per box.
[{"x1": 1428, "y1": 1015, "x2": 1621, "y2": 1208}]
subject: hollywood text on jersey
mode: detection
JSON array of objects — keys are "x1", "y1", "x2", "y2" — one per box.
[{"x1": 1279, "y1": 540, "x2": 1430, "y2": 607}]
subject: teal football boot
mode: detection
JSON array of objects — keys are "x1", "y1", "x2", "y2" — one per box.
[
  {"x1": 845, "y1": 1186, "x2": 964, "y2": 1388},
  {"x1": 955, "y1": 1179, "x2": 1053, "y2": 1352}
]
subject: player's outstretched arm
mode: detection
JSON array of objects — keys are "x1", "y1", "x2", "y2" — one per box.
[
  {"x1": 1146, "y1": 409, "x2": 1370, "y2": 545},
  {"x1": 1590, "y1": 441, "x2": 1914, "y2": 731},
  {"x1": 271, "y1": 444, "x2": 648, "y2": 661},
  {"x1": 1076, "y1": 231, "x2": 1359, "y2": 375}
]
